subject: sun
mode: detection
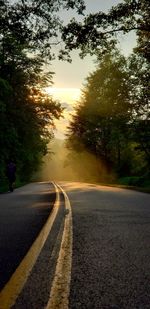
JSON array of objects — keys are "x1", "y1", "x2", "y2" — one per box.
[
  {"x1": 45, "y1": 87, "x2": 81, "y2": 105},
  {"x1": 44, "y1": 87, "x2": 81, "y2": 139}
]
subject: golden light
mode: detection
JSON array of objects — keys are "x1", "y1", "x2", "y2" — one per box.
[
  {"x1": 45, "y1": 87, "x2": 81, "y2": 105},
  {"x1": 44, "y1": 87, "x2": 81, "y2": 139}
]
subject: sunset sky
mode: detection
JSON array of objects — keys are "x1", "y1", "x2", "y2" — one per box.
[
  {"x1": 45, "y1": 87, "x2": 81, "y2": 139},
  {"x1": 46, "y1": 0, "x2": 136, "y2": 139}
]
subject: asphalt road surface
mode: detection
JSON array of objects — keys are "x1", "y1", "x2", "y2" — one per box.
[
  {"x1": 0, "y1": 182, "x2": 56, "y2": 291},
  {"x1": 59, "y1": 182, "x2": 150, "y2": 309},
  {"x1": 0, "y1": 181, "x2": 150, "y2": 309}
]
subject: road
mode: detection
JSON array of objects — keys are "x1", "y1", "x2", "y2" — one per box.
[
  {"x1": 0, "y1": 182, "x2": 56, "y2": 290},
  {"x1": 0, "y1": 181, "x2": 149, "y2": 308},
  {"x1": 60, "y1": 182, "x2": 150, "y2": 309}
]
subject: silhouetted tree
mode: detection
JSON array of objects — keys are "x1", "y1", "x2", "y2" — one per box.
[
  {"x1": 0, "y1": 0, "x2": 85, "y2": 188},
  {"x1": 62, "y1": 0, "x2": 150, "y2": 60},
  {"x1": 67, "y1": 51, "x2": 134, "y2": 175}
]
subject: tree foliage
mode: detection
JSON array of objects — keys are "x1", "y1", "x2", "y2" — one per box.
[
  {"x1": 128, "y1": 53, "x2": 150, "y2": 165},
  {"x1": 62, "y1": 0, "x2": 150, "y2": 60},
  {"x1": 0, "y1": 46, "x2": 62, "y2": 185},
  {"x1": 64, "y1": 0, "x2": 150, "y2": 181},
  {"x1": 0, "y1": 0, "x2": 85, "y2": 190},
  {"x1": 0, "y1": 0, "x2": 85, "y2": 61},
  {"x1": 67, "y1": 50, "x2": 150, "y2": 177}
]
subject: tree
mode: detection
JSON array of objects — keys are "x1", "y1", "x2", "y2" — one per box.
[
  {"x1": 62, "y1": 0, "x2": 150, "y2": 60},
  {"x1": 0, "y1": 49, "x2": 62, "y2": 184},
  {"x1": 67, "y1": 51, "x2": 133, "y2": 175},
  {"x1": 0, "y1": 0, "x2": 85, "y2": 62},
  {"x1": 63, "y1": 0, "x2": 150, "y2": 178},
  {"x1": 128, "y1": 53, "x2": 150, "y2": 166},
  {"x1": 0, "y1": 0, "x2": 86, "y2": 189}
]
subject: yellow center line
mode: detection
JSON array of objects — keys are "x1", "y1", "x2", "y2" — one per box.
[
  {"x1": 46, "y1": 183, "x2": 73, "y2": 309},
  {"x1": 0, "y1": 182, "x2": 60, "y2": 309}
]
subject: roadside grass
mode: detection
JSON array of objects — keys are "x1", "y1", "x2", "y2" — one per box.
[
  {"x1": 96, "y1": 175, "x2": 150, "y2": 194},
  {"x1": 0, "y1": 178, "x2": 28, "y2": 194},
  {"x1": 103, "y1": 183, "x2": 150, "y2": 194},
  {"x1": 117, "y1": 175, "x2": 150, "y2": 192}
]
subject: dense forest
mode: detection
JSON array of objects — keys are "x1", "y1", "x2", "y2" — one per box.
[
  {"x1": 0, "y1": 0, "x2": 84, "y2": 191},
  {"x1": 65, "y1": 0, "x2": 150, "y2": 187},
  {"x1": 0, "y1": 0, "x2": 149, "y2": 190},
  {"x1": 66, "y1": 50, "x2": 150, "y2": 186}
]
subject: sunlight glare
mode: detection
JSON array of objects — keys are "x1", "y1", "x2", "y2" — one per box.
[{"x1": 45, "y1": 87, "x2": 81, "y2": 104}]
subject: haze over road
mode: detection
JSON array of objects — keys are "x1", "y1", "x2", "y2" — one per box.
[{"x1": 0, "y1": 181, "x2": 149, "y2": 308}]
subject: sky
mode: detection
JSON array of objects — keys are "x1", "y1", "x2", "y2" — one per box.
[{"x1": 45, "y1": 0, "x2": 137, "y2": 139}]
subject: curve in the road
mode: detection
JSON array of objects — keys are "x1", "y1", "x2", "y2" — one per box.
[
  {"x1": 46, "y1": 183, "x2": 73, "y2": 309},
  {"x1": 0, "y1": 182, "x2": 60, "y2": 309}
]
